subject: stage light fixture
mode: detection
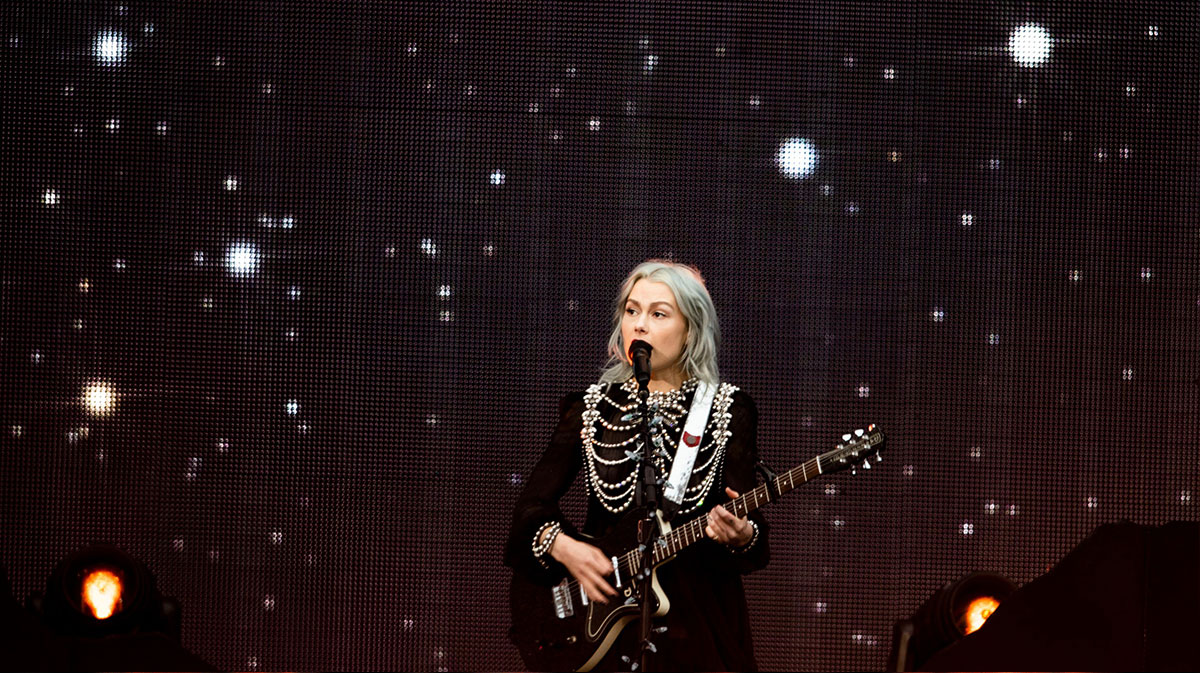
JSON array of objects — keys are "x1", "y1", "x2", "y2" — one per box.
[{"x1": 889, "y1": 571, "x2": 1017, "y2": 672}]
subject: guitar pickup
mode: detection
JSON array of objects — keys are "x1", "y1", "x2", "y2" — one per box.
[{"x1": 552, "y1": 578, "x2": 574, "y2": 619}]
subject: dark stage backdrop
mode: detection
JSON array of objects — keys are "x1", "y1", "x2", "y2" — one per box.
[{"x1": 1, "y1": 1, "x2": 1197, "y2": 671}]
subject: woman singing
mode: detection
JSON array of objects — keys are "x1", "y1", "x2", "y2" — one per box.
[{"x1": 505, "y1": 260, "x2": 769, "y2": 672}]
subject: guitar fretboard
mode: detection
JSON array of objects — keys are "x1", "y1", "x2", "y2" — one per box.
[{"x1": 613, "y1": 456, "x2": 825, "y2": 577}]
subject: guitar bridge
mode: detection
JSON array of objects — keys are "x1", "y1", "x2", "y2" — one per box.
[{"x1": 551, "y1": 578, "x2": 575, "y2": 619}]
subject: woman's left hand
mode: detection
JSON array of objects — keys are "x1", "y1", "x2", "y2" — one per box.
[{"x1": 705, "y1": 487, "x2": 753, "y2": 547}]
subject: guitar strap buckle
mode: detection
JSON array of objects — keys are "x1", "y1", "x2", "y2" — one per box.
[{"x1": 756, "y1": 460, "x2": 781, "y2": 501}]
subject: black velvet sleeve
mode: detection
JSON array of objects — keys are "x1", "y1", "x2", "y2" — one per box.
[
  {"x1": 719, "y1": 389, "x2": 770, "y2": 574},
  {"x1": 503, "y1": 392, "x2": 586, "y2": 581}
]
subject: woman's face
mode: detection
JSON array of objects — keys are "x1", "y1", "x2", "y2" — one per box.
[{"x1": 621, "y1": 279, "x2": 688, "y2": 377}]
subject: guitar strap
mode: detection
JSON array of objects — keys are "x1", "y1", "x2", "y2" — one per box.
[{"x1": 662, "y1": 381, "x2": 717, "y2": 520}]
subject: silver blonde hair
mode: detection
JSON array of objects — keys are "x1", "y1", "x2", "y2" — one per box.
[{"x1": 600, "y1": 259, "x2": 721, "y2": 385}]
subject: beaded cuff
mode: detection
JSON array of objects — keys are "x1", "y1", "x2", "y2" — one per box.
[
  {"x1": 729, "y1": 519, "x2": 760, "y2": 554},
  {"x1": 532, "y1": 521, "x2": 562, "y2": 568}
]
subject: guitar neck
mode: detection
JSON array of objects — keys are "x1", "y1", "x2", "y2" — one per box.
[{"x1": 650, "y1": 456, "x2": 822, "y2": 565}]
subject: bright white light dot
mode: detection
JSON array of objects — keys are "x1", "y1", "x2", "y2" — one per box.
[
  {"x1": 984, "y1": 501, "x2": 998, "y2": 515},
  {"x1": 1062, "y1": 130, "x2": 1074, "y2": 142},
  {"x1": 172, "y1": 538, "x2": 184, "y2": 551},
  {"x1": 223, "y1": 176, "x2": 239, "y2": 191},
  {"x1": 1121, "y1": 367, "x2": 1134, "y2": 380},
  {"x1": 261, "y1": 82, "x2": 274, "y2": 94},
  {"x1": 482, "y1": 243, "x2": 496, "y2": 257},
  {"x1": 527, "y1": 102, "x2": 539, "y2": 113},
  {"x1": 644, "y1": 54, "x2": 658, "y2": 72},
  {"x1": 902, "y1": 465, "x2": 914, "y2": 477},
  {"x1": 1015, "y1": 96, "x2": 1026, "y2": 107},
  {"x1": 883, "y1": 67, "x2": 896, "y2": 79},
  {"x1": 824, "y1": 484, "x2": 838, "y2": 497},
  {"x1": 749, "y1": 96, "x2": 760, "y2": 107},
  {"x1": 94, "y1": 30, "x2": 129, "y2": 65},
  {"x1": 407, "y1": 42, "x2": 418, "y2": 55},
  {"x1": 820, "y1": 184, "x2": 833, "y2": 196},
  {"x1": 510, "y1": 473, "x2": 522, "y2": 486},
  {"x1": 419, "y1": 238, "x2": 438, "y2": 256},
  {"x1": 1086, "y1": 496, "x2": 1098, "y2": 509},
  {"x1": 201, "y1": 297, "x2": 214, "y2": 310},
  {"x1": 155, "y1": 121, "x2": 168, "y2": 135},
  {"x1": 567, "y1": 299, "x2": 579, "y2": 311},
  {"x1": 437, "y1": 285, "x2": 452, "y2": 299},
  {"x1": 11, "y1": 426, "x2": 22, "y2": 438},
  {"x1": 831, "y1": 518, "x2": 845, "y2": 529},
  {"x1": 624, "y1": 100, "x2": 636, "y2": 115},
  {"x1": 426, "y1": 414, "x2": 439, "y2": 426},
  {"x1": 969, "y1": 446, "x2": 982, "y2": 460},
  {"x1": 1180, "y1": 490, "x2": 1192, "y2": 504},
  {"x1": 987, "y1": 333, "x2": 1000, "y2": 345},
  {"x1": 961, "y1": 522, "x2": 974, "y2": 535},
  {"x1": 961, "y1": 213, "x2": 974, "y2": 227},
  {"x1": 281, "y1": 215, "x2": 295, "y2": 229},
  {"x1": 551, "y1": 130, "x2": 562, "y2": 141},
  {"x1": 263, "y1": 595, "x2": 275, "y2": 611},
  {"x1": 1007, "y1": 504, "x2": 1019, "y2": 516},
  {"x1": 143, "y1": 23, "x2": 154, "y2": 34},
  {"x1": 845, "y1": 202, "x2": 860, "y2": 214},
  {"x1": 1069, "y1": 269, "x2": 1082, "y2": 282},
  {"x1": 988, "y1": 158, "x2": 1001, "y2": 170},
  {"x1": 1125, "y1": 83, "x2": 1136, "y2": 96},
  {"x1": 566, "y1": 66, "x2": 576, "y2": 77},
  {"x1": 1120, "y1": 147, "x2": 1131, "y2": 159},
  {"x1": 185, "y1": 456, "x2": 201, "y2": 480},
  {"x1": 113, "y1": 258, "x2": 126, "y2": 271},
  {"x1": 588, "y1": 117, "x2": 601, "y2": 131},
  {"x1": 930, "y1": 307, "x2": 945, "y2": 322},
  {"x1": 213, "y1": 55, "x2": 225, "y2": 67},
  {"x1": 288, "y1": 285, "x2": 301, "y2": 300},
  {"x1": 73, "y1": 319, "x2": 84, "y2": 330},
  {"x1": 489, "y1": 170, "x2": 506, "y2": 186},
  {"x1": 1147, "y1": 25, "x2": 1159, "y2": 38},
  {"x1": 776, "y1": 137, "x2": 818, "y2": 179},
  {"x1": 78, "y1": 278, "x2": 90, "y2": 293},
  {"x1": 285, "y1": 328, "x2": 298, "y2": 341},
  {"x1": 1008, "y1": 23, "x2": 1052, "y2": 67},
  {"x1": 72, "y1": 125, "x2": 84, "y2": 134},
  {"x1": 217, "y1": 439, "x2": 229, "y2": 453},
  {"x1": 42, "y1": 189, "x2": 60, "y2": 206},
  {"x1": 439, "y1": 310, "x2": 454, "y2": 322},
  {"x1": 814, "y1": 601, "x2": 828, "y2": 613},
  {"x1": 1139, "y1": 267, "x2": 1152, "y2": 281},
  {"x1": 1095, "y1": 148, "x2": 1108, "y2": 162},
  {"x1": 106, "y1": 119, "x2": 120, "y2": 132},
  {"x1": 225, "y1": 242, "x2": 261, "y2": 277},
  {"x1": 83, "y1": 381, "x2": 117, "y2": 416},
  {"x1": 270, "y1": 531, "x2": 283, "y2": 544},
  {"x1": 285, "y1": 400, "x2": 299, "y2": 416},
  {"x1": 856, "y1": 384, "x2": 870, "y2": 398},
  {"x1": 844, "y1": 55, "x2": 855, "y2": 67}
]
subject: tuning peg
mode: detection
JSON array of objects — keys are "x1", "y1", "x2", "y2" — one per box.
[
  {"x1": 875, "y1": 453, "x2": 883, "y2": 463},
  {"x1": 862, "y1": 460, "x2": 871, "y2": 469},
  {"x1": 842, "y1": 433, "x2": 852, "y2": 442},
  {"x1": 854, "y1": 428, "x2": 864, "y2": 437}
]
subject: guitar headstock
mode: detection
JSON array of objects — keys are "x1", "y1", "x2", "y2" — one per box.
[{"x1": 817, "y1": 425, "x2": 885, "y2": 475}]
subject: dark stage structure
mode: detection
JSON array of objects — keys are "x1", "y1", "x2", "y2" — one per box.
[{"x1": 1, "y1": 1, "x2": 1196, "y2": 670}]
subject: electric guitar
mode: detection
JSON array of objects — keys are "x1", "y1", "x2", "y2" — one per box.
[{"x1": 508, "y1": 425, "x2": 886, "y2": 672}]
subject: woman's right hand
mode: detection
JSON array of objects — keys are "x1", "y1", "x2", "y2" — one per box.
[{"x1": 549, "y1": 534, "x2": 618, "y2": 604}]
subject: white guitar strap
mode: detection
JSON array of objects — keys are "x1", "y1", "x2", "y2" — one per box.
[{"x1": 663, "y1": 381, "x2": 717, "y2": 505}]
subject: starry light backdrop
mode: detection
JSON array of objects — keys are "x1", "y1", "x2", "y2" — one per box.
[{"x1": 0, "y1": 1, "x2": 1196, "y2": 671}]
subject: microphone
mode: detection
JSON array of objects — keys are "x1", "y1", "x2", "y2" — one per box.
[{"x1": 628, "y1": 340, "x2": 653, "y2": 390}]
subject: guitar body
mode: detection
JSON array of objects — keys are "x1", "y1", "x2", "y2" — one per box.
[{"x1": 509, "y1": 509, "x2": 671, "y2": 672}]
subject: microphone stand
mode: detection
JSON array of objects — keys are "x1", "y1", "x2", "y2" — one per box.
[{"x1": 631, "y1": 378, "x2": 662, "y2": 672}]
